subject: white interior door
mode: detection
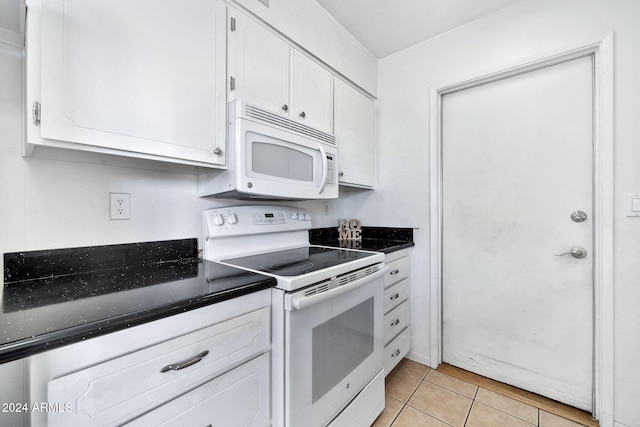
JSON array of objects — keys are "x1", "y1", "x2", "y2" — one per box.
[{"x1": 441, "y1": 55, "x2": 594, "y2": 411}]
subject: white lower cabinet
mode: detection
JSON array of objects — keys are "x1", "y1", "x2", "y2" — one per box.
[
  {"x1": 384, "y1": 327, "x2": 412, "y2": 375},
  {"x1": 29, "y1": 290, "x2": 272, "y2": 427},
  {"x1": 383, "y1": 249, "x2": 412, "y2": 375},
  {"x1": 124, "y1": 353, "x2": 270, "y2": 427}
]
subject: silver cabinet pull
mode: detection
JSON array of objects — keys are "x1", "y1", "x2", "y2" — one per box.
[
  {"x1": 160, "y1": 350, "x2": 209, "y2": 373},
  {"x1": 390, "y1": 319, "x2": 400, "y2": 326},
  {"x1": 554, "y1": 247, "x2": 587, "y2": 259},
  {"x1": 570, "y1": 211, "x2": 588, "y2": 222},
  {"x1": 213, "y1": 147, "x2": 222, "y2": 155},
  {"x1": 389, "y1": 269, "x2": 400, "y2": 275},
  {"x1": 391, "y1": 349, "x2": 401, "y2": 357},
  {"x1": 389, "y1": 293, "x2": 400, "y2": 300},
  {"x1": 281, "y1": 104, "x2": 288, "y2": 112},
  {"x1": 299, "y1": 111, "x2": 306, "y2": 118}
]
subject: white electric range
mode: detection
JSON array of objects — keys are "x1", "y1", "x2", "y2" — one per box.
[{"x1": 204, "y1": 205, "x2": 386, "y2": 427}]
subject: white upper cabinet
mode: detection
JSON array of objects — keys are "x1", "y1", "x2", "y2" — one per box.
[
  {"x1": 228, "y1": 6, "x2": 333, "y2": 133},
  {"x1": 26, "y1": 0, "x2": 227, "y2": 169},
  {"x1": 229, "y1": 9, "x2": 290, "y2": 117},
  {"x1": 228, "y1": 0, "x2": 377, "y2": 96},
  {"x1": 334, "y1": 79, "x2": 376, "y2": 188},
  {"x1": 292, "y1": 50, "x2": 333, "y2": 133}
]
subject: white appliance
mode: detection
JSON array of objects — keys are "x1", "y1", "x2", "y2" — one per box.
[
  {"x1": 204, "y1": 206, "x2": 386, "y2": 427},
  {"x1": 198, "y1": 101, "x2": 339, "y2": 200}
]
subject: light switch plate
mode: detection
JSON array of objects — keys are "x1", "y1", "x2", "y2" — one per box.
[{"x1": 624, "y1": 193, "x2": 640, "y2": 217}]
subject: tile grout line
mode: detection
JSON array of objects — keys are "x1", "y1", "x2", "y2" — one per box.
[{"x1": 462, "y1": 386, "x2": 480, "y2": 426}]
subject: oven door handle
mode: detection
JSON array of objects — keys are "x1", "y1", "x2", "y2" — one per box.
[{"x1": 286, "y1": 266, "x2": 388, "y2": 311}]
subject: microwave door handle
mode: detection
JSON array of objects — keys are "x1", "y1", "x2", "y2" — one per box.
[{"x1": 318, "y1": 143, "x2": 328, "y2": 194}]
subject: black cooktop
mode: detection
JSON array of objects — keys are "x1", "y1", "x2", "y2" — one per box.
[{"x1": 222, "y1": 246, "x2": 377, "y2": 277}]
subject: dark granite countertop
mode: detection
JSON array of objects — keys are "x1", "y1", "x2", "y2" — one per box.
[
  {"x1": 309, "y1": 226, "x2": 415, "y2": 254},
  {"x1": 0, "y1": 239, "x2": 276, "y2": 364}
]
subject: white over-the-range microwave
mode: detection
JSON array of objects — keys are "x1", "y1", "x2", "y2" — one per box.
[{"x1": 198, "y1": 100, "x2": 338, "y2": 200}]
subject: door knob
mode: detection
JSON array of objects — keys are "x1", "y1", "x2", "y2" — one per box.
[{"x1": 554, "y1": 246, "x2": 587, "y2": 259}]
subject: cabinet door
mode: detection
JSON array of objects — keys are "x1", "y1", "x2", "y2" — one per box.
[
  {"x1": 334, "y1": 79, "x2": 376, "y2": 188},
  {"x1": 124, "y1": 353, "x2": 270, "y2": 427},
  {"x1": 292, "y1": 50, "x2": 333, "y2": 133},
  {"x1": 35, "y1": 0, "x2": 226, "y2": 166},
  {"x1": 229, "y1": 7, "x2": 290, "y2": 116}
]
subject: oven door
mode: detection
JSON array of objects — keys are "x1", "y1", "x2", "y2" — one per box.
[
  {"x1": 235, "y1": 118, "x2": 338, "y2": 200},
  {"x1": 283, "y1": 267, "x2": 386, "y2": 427}
]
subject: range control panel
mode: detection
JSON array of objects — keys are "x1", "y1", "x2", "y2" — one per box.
[{"x1": 204, "y1": 205, "x2": 312, "y2": 238}]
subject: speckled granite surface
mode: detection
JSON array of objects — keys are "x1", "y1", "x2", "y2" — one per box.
[
  {"x1": 309, "y1": 227, "x2": 415, "y2": 253},
  {"x1": 1, "y1": 239, "x2": 275, "y2": 364}
]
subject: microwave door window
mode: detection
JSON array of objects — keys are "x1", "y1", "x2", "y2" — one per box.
[{"x1": 251, "y1": 142, "x2": 314, "y2": 182}]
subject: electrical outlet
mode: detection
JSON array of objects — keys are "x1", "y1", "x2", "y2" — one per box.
[
  {"x1": 110, "y1": 193, "x2": 130, "y2": 220},
  {"x1": 323, "y1": 201, "x2": 330, "y2": 216}
]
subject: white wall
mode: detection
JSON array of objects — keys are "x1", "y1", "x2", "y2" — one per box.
[{"x1": 342, "y1": 0, "x2": 639, "y2": 425}]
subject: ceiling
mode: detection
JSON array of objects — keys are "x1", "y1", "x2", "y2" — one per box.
[{"x1": 316, "y1": 0, "x2": 523, "y2": 58}]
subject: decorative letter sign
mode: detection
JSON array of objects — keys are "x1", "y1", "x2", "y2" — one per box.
[{"x1": 338, "y1": 219, "x2": 362, "y2": 248}]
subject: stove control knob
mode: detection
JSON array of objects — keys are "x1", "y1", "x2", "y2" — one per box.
[
  {"x1": 213, "y1": 213, "x2": 225, "y2": 226},
  {"x1": 291, "y1": 212, "x2": 298, "y2": 220},
  {"x1": 304, "y1": 213, "x2": 311, "y2": 221},
  {"x1": 227, "y1": 213, "x2": 238, "y2": 224}
]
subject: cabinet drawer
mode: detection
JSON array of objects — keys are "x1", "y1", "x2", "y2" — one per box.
[
  {"x1": 124, "y1": 352, "x2": 270, "y2": 427},
  {"x1": 384, "y1": 256, "x2": 410, "y2": 288},
  {"x1": 384, "y1": 326, "x2": 411, "y2": 375},
  {"x1": 384, "y1": 279, "x2": 409, "y2": 314},
  {"x1": 384, "y1": 301, "x2": 410, "y2": 346},
  {"x1": 48, "y1": 307, "x2": 270, "y2": 427}
]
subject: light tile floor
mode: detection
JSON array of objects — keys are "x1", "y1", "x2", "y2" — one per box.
[{"x1": 372, "y1": 359, "x2": 599, "y2": 427}]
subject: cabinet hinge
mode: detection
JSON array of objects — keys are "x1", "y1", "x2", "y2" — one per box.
[
  {"x1": 32, "y1": 101, "x2": 41, "y2": 126},
  {"x1": 230, "y1": 76, "x2": 236, "y2": 91},
  {"x1": 230, "y1": 17, "x2": 236, "y2": 32}
]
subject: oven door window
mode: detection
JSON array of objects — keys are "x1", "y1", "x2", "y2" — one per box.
[{"x1": 312, "y1": 298, "x2": 374, "y2": 403}]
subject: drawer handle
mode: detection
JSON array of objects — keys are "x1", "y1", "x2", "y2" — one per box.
[
  {"x1": 390, "y1": 293, "x2": 400, "y2": 300},
  {"x1": 389, "y1": 269, "x2": 400, "y2": 275},
  {"x1": 391, "y1": 349, "x2": 401, "y2": 357},
  {"x1": 390, "y1": 319, "x2": 400, "y2": 327},
  {"x1": 160, "y1": 350, "x2": 210, "y2": 373}
]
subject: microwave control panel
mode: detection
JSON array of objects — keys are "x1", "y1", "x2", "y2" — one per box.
[{"x1": 326, "y1": 155, "x2": 336, "y2": 185}]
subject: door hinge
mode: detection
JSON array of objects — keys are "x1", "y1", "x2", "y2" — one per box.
[
  {"x1": 230, "y1": 17, "x2": 236, "y2": 32},
  {"x1": 32, "y1": 101, "x2": 41, "y2": 126},
  {"x1": 230, "y1": 76, "x2": 236, "y2": 91}
]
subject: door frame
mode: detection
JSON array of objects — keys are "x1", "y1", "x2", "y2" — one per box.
[{"x1": 429, "y1": 33, "x2": 614, "y2": 425}]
